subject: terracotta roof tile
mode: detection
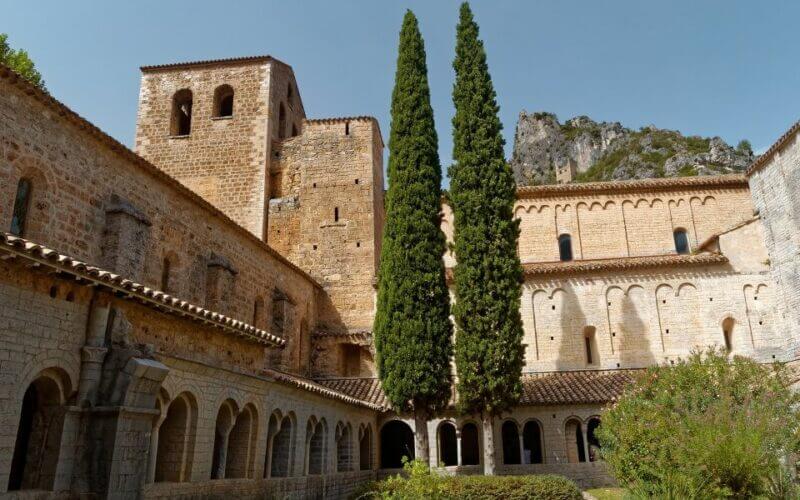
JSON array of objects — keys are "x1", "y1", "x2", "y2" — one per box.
[
  {"x1": 746, "y1": 120, "x2": 800, "y2": 176},
  {"x1": 520, "y1": 369, "x2": 640, "y2": 405},
  {"x1": 314, "y1": 378, "x2": 389, "y2": 409},
  {"x1": 140, "y1": 55, "x2": 286, "y2": 71},
  {"x1": 0, "y1": 63, "x2": 322, "y2": 291},
  {"x1": 0, "y1": 232, "x2": 284, "y2": 347},
  {"x1": 304, "y1": 116, "x2": 376, "y2": 125},
  {"x1": 516, "y1": 174, "x2": 747, "y2": 199},
  {"x1": 266, "y1": 370, "x2": 385, "y2": 411}
]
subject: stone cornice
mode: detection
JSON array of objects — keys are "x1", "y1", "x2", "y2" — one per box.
[
  {"x1": 0, "y1": 232, "x2": 284, "y2": 347},
  {"x1": 520, "y1": 253, "x2": 728, "y2": 277},
  {"x1": 515, "y1": 174, "x2": 748, "y2": 199}
]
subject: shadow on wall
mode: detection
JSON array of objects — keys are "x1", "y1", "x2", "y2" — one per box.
[{"x1": 555, "y1": 283, "x2": 588, "y2": 371}]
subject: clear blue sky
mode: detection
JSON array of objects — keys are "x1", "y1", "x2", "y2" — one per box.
[{"x1": 5, "y1": 0, "x2": 799, "y2": 182}]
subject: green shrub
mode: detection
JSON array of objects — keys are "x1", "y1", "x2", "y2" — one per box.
[
  {"x1": 598, "y1": 349, "x2": 800, "y2": 498},
  {"x1": 358, "y1": 458, "x2": 582, "y2": 500}
]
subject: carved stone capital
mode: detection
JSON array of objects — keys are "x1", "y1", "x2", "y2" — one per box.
[{"x1": 81, "y1": 345, "x2": 109, "y2": 364}]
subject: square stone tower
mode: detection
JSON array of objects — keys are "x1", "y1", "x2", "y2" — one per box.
[{"x1": 134, "y1": 55, "x2": 305, "y2": 238}]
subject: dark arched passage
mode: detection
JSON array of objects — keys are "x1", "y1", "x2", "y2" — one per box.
[
  {"x1": 460, "y1": 422, "x2": 480, "y2": 466},
  {"x1": 380, "y1": 420, "x2": 414, "y2": 468},
  {"x1": 438, "y1": 422, "x2": 457, "y2": 466}
]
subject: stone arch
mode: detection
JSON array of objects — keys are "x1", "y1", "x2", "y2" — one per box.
[
  {"x1": 437, "y1": 421, "x2": 458, "y2": 467},
  {"x1": 226, "y1": 403, "x2": 258, "y2": 479},
  {"x1": 501, "y1": 419, "x2": 521, "y2": 465},
  {"x1": 522, "y1": 418, "x2": 544, "y2": 464},
  {"x1": 586, "y1": 416, "x2": 602, "y2": 462},
  {"x1": 379, "y1": 420, "x2": 414, "y2": 469},
  {"x1": 564, "y1": 417, "x2": 585, "y2": 463},
  {"x1": 213, "y1": 84, "x2": 234, "y2": 118},
  {"x1": 305, "y1": 416, "x2": 327, "y2": 475},
  {"x1": 155, "y1": 391, "x2": 198, "y2": 482},
  {"x1": 722, "y1": 316, "x2": 736, "y2": 354},
  {"x1": 8, "y1": 369, "x2": 71, "y2": 491},
  {"x1": 460, "y1": 421, "x2": 480, "y2": 466},
  {"x1": 6, "y1": 158, "x2": 54, "y2": 241},
  {"x1": 210, "y1": 399, "x2": 237, "y2": 479},
  {"x1": 171, "y1": 89, "x2": 193, "y2": 136},
  {"x1": 358, "y1": 423, "x2": 373, "y2": 470},
  {"x1": 266, "y1": 410, "x2": 295, "y2": 478},
  {"x1": 336, "y1": 421, "x2": 354, "y2": 472}
]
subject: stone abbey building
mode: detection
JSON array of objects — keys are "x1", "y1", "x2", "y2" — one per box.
[{"x1": 1, "y1": 54, "x2": 799, "y2": 498}]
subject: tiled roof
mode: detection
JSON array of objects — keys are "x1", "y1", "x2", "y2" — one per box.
[
  {"x1": 746, "y1": 120, "x2": 800, "y2": 176},
  {"x1": 516, "y1": 174, "x2": 747, "y2": 199},
  {"x1": 0, "y1": 64, "x2": 322, "y2": 291},
  {"x1": 314, "y1": 369, "x2": 641, "y2": 410},
  {"x1": 520, "y1": 369, "x2": 640, "y2": 405},
  {"x1": 0, "y1": 233, "x2": 284, "y2": 347},
  {"x1": 314, "y1": 378, "x2": 389, "y2": 409},
  {"x1": 304, "y1": 116, "x2": 376, "y2": 124},
  {"x1": 520, "y1": 253, "x2": 728, "y2": 277},
  {"x1": 140, "y1": 55, "x2": 285, "y2": 71},
  {"x1": 265, "y1": 370, "x2": 385, "y2": 411}
]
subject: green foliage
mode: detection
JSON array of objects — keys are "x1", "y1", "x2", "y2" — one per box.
[
  {"x1": 737, "y1": 139, "x2": 753, "y2": 155},
  {"x1": 0, "y1": 34, "x2": 45, "y2": 90},
  {"x1": 449, "y1": 2, "x2": 524, "y2": 417},
  {"x1": 358, "y1": 458, "x2": 583, "y2": 500},
  {"x1": 597, "y1": 349, "x2": 800, "y2": 499},
  {"x1": 374, "y1": 10, "x2": 453, "y2": 415},
  {"x1": 685, "y1": 136, "x2": 711, "y2": 154}
]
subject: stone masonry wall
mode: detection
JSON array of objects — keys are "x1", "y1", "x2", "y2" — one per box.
[
  {"x1": 0, "y1": 75, "x2": 317, "y2": 374},
  {"x1": 748, "y1": 130, "x2": 800, "y2": 359},
  {"x1": 268, "y1": 118, "x2": 384, "y2": 335}
]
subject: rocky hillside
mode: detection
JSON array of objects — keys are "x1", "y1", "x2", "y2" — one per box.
[{"x1": 510, "y1": 112, "x2": 754, "y2": 185}]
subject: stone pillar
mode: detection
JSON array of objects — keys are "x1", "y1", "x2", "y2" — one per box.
[
  {"x1": 455, "y1": 428, "x2": 463, "y2": 467},
  {"x1": 582, "y1": 423, "x2": 590, "y2": 464},
  {"x1": 78, "y1": 346, "x2": 108, "y2": 405},
  {"x1": 518, "y1": 423, "x2": 526, "y2": 465}
]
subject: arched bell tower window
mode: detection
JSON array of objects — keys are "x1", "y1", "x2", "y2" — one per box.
[
  {"x1": 10, "y1": 178, "x2": 32, "y2": 236},
  {"x1": 213, "y1": 84, "x2": 234, "y2": 118},
  {"x1": 278, "y1": 103, "x2": 287, "y2": 140},
  {"x1": 673, "y1": 228, "x2": 690, "y2": 255},
  {"x1": 558, "y1": 234, "x2": 573, "y2": 262},
  {"x1": 171, "y1": 89, "x2": 193, "y2": 136}
]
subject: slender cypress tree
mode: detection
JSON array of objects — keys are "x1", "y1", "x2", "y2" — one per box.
[
  {"x1": 449, "y1": 2, "x2": 525, "y2": 475},
  {"x1": 374, "y1": 10, "x2": 453, "y2": 465}
]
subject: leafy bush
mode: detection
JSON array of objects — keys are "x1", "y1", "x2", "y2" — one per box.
[
  {"x1": 357, "y1": 458, "x2": 582, "y2": 500},
  {"x1": 598, "y1": 349, "x2": 800, "y2": 498}
]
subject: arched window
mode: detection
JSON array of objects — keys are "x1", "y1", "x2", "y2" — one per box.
[
  {"x1": 722, "y1": 317, "x2": 735, "y2": 353},
  {"x1": 336, "y1": 422, "x2": 353, "y2": 472},
  {"x1": 253, "y1": 297, "x2": 264, "y2": 329},
  {"x1": 226, "y1": 404, "x2": 257, "y2": 479},
  {"x1": 272, "y1": 289, "x2": 288, "y2": 335},
  {"x1": 160, "y1": 257, "x2": 172, "y2": 293},
  {"x1": 564, "y1": 418, "x2": 586, "y2": 463},
  {"x1": 584, "y1": 326, "x2": 599, "y2": 366},
  {"x1": 673, "y1": 228, "x2": 690, "y2": 254},
  {"x1": 291, "y1": 124, "x2": 299, "y2": 137},
  {"x1": 558, "y1": 234, "x2": 573, "y2": 262},
  {"x1": 9, "y1": 374, "x2": 67, "y2": 491},
  {"x1": 155, "y1": 393, "x2": 197, "y2": 482},
  {"x1": 10, "y1": 178, "x2": 32, "y2": 237},
  {"x1": 267, "y1": 413, "x2": 294, "y2": 478},
  {"x1": 211, "y1": 402, "x2": 235, "y2": 479},
  {"x1": 501, "y1": 420, "x2": 521, "y2": 465},
  {"x1": 278, "y1": 103, "x2": 287, "y2": 139},
  {"x1": 306, "y1": 418, "x2": 326, "y2": 475},
  {"x1": 437, "y1": 422, "x2": 458, "y2": 466},
  {"x1": 287, "y1": 84, "x2": 294, "y2": 102},
  {"x1": 379, "y1": 420, "x2": 414, "y2": 468},
  {"x1": 586, "y1": 417, "x2": 601, "y2": 462},
  {"x1": 213, "y1": 84, "x2": 234, "y2": 118},
  {"x1": 522, "y1": 420, "x2": 544, "y2": 464},
  {"x1": 460, "y1": 422, "x2": 480, "y2": 466},
  {"x1": 359, "y1": 424, "x2": 372, "y2": 471},
  {"x1": 171, "y1": 89, "x2": 193, "y2": 136}
]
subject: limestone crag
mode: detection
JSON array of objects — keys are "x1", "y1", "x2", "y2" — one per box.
[{"x1": 511, "y1": 112, "x2": 754, "y2": 185}]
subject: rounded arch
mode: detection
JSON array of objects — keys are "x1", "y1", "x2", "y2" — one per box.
[
  {"x1": 460, "y1": 421, "x2": 480, "y2": 466},
  {"x1": 266, "y1": 410, "x2": 295, "y2": 478},
  {"x1": 336, "y1": 421, "x2": 354, "y2": 472},
  {"x1": 436, "y1": 420, "x2": 458, "y2": 467},
  {"x1": 721, "y1": 316, "x2": 736, "y2": 353},
  {"x1": 358, "y1": 423, "x2": 373, "y2": 471},
  {"x1": 522, "y1": 418, "x2": 544, "y2": 464},
  {"x1": 210, "y1": 399, "x2": 237, "y2": 479},
  {"x1": 379, "y1": 420, "x2": 414, "y2": 469},
  {"x1": 564, "y1": 417, "x2": 585, "y2": 464},
  {"x1": 226, "y1": 403, "x2": 258, "y2": 479},
  {"x1": 14, "y1": 356, "x2": 78, "y2": 405},
  {"x1": 586, "y1": 416, "x2": 602, "y2": 462},
  {"x1": 213, "y1": 84, "x2": 234, "y2": 118},
  {"x1": 155, "y1": 391, "x2": 198, "y2": 482},
  {"x1": 171, "y1": 89, "x2": 193, "y2": 136},
  {"x1": 501, "y1": 419, "x2": 521, "y2": 465}
]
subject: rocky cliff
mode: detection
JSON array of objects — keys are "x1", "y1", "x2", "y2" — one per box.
[{"x1": 510, "y1": 112, "x2": 754, "y2": 185}]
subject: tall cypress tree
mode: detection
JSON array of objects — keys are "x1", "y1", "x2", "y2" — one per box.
[
  {"x1": 449, "y1": 2, "x2": 525, "y2": 475},
  {"x1": 374, "y1": 10, "x2": 453, "y2": 465}
]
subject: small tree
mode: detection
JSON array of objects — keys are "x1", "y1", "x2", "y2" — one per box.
[
  {"x1": 598, "y1": 349, "x2": 800, "y2": 498},
  {"x1": 0, "y1": 34, "x2": 45, "y2": 90},
  {"x1": 736, "y1": 139, "x2": 753, "y2": 155},
  {"x1": 374, "y1": 10, "x2": 453, "y2": 464},
  {"x1": 450, "y1": 2, "x2": 525, "y2": 475}
]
